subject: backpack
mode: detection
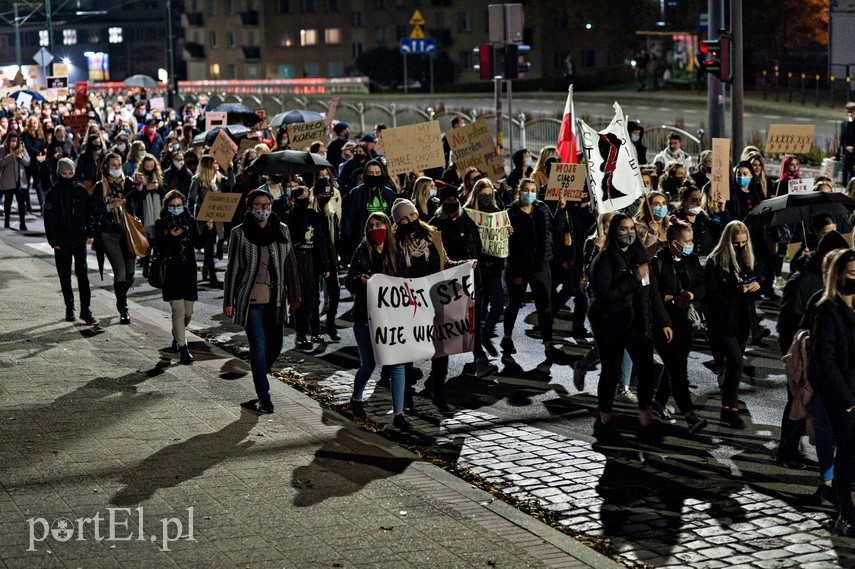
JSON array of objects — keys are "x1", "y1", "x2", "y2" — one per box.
[{"x1": 782, "y1": 329, "x2": 814, "y2": 423}]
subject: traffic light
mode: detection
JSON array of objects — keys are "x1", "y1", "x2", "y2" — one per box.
[
  {"x1": 473, "y1": 43, "x2": 496, "y2": 80},
  {"x1": 699, "y1": 32, "x2": 730, "y2": 82},
  {"x1": 503, "y1": 44, "x2": 532, "y2": 79}
]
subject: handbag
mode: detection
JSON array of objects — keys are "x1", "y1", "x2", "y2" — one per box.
[
  {"x1": 122, "y1": 209, "x2": 150, "y2": 257},
  {"x1": 147, "y1": 249, "x2": 165, "y2": 289},
  {"x1": 686, "y1": 303, "x2": 704, "y2": 333}
]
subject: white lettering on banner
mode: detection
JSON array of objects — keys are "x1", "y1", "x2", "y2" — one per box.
[
  {"x1": 464, "y1": 208, "x2": 510, "y2": 258},
  {"x1": 367, "y1": 263, "x2": 475, "y2": 365}
]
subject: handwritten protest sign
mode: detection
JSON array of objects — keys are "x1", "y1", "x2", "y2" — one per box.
[
  {"x1": 367, "y1": 263, "x2": 475, "y2": 365},
  {"x1": 73, "y1": 82, "x2": 88, "y2": 111},
  {"x1": 286, "y1": 120, "x2": 327, "y2": 149},
  {"x1": 238, "y1": 137, "x2": 259, "y2": 155},
  {"x1": 148, "y1": 97, "x2": 165, "y2": 110},
  {"x1": 544, "y1": 163, "x2": 586, "y2": 201},
  {"x1": 711, "y1": 138, "x2": 731, "y2": 204},
  {"x1": 195, "y1": 192, "x2": 242, "y2": 222},
  {"x1": 205, "y1": 111, "x2": 227, "y2": 131},
  {"x1": 255, "y1": 109, "x2": 267, "y2": 130},
  {"x1": 464, "y1": 208, "x2": 510, "y2": 258},
  {"x1": 15, "y1": 91, "x2": 32, "y2": 110},
  {"x1": 788, "y1": 178, "x2": 814, "y2": 194},
  {"x1": 380, "y1": 121, "x2": 445, "y2": 176},
  {"x1": 62, "y1": 114, "x2": 91, "y2": 137},
  {"x1": 765, "y1": 124, "x2": 815, "y2": 154},
  {"x1": 447, "y1": 119, "x2": 505, "y2": 182},
  {"x1": 209, "y1": 129, "x2": 238, "y2": 171}
]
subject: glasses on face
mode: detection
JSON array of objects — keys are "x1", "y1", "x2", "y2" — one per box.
[{"x1": 367, "y1": 221, "x2": 385, "y2": 230}]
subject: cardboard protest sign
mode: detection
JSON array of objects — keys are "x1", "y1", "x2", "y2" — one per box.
[
  {"x1": 544, "y1": 163, "x2": 586, "y2": 201},
  {"x1": 786, "y1": 242, "x2": 803, "y2": 262},
  {"x1": 205, "y1": 111, "x2": 227, "y2": 131},
  {"x1": 765, "y1": 124, "x2": 815, "y2": 154},
  {"x1": 788, "y1": 178, "x2": 814, "y2": 194},
  {"x1": 15, "y1": 91, "x2": 32, "y2": 110},
  {"x1": 367, "y1": 263, "x2": 475, "y2": 365},
  {"x1": 238, "y1": 137, "x2": 259, "y2": 155},
  {"x1": 209, "y1": 129, "x2": 238, "y2": 171},
  {"x1": 52, "y1": 63, "x2": 68, "y2": 77},
  {"x1": 73, "y1": 81, "x2": 88, "y2": 111},
  {"x1": 148, "y1": 97, "x2": 165, "y2": 110},
  {"x1": 464, "y1": 208, "x2": 510, "y2": 258},
  {"x1": 62, "y1": 114, "x2": 91, "y2": 137},
  {"x1": 195, "y1": 192, "x2": 243, "y2": 222},
  {"x1": 447, "y1": 119, "x2": 505, "y2": 182},
  {"x1": 378, "y1": 121, "x2": 445, "y2": 176},
  {"x1": 711, "y1": 138, "x2": 731, "y2": 204},
  {"x1": 286, "y1": 120, "x2": 326, "y2": 149}
]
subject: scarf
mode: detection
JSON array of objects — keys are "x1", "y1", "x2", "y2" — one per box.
[
  {"x1": 143, "y1": 191, "x2": 161, "y2": 228},
  {"x1": 398, "y1": 228, "x2": 432, "y2": 268},
  {"x1": 241, "y1": 212, "x2": 288, "y2": 246}
]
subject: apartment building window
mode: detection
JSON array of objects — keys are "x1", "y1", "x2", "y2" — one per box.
[
  {"x1": 459, "y1": 50, "x2": 472, "y2": 70},
  {"x1": 209, "y1": 31, "x2": 218, "y2": 48},
  {"x1": 227, "y1": 32, "x2": 235, "y2": 48},
  {"x1": 300, "y1": 29, "x2": 318, "y2": 46},
  {"x1": 326, "y1": 0, "x2": 339, "y2": 11},
  {"x1": 301, "y1": 0, "x2": 315, "y2": 12},
  {"x1": 375, "y1": 26, "x2": 387, "y2": 44},
  {"x1": 304, "y1": 62, "x2": 320, "y2": 77},
  {"x1": 352, "y1": 11, "x2": 363, "y2": 27},
  {"x1": 458, "y1": 11, "x2": 470, "y2": 32},
  {"x1": 277, "y1": 0, "x2": 290, "y2": 12},
  {"x1": 227, "y1": 64, "x2": 237, "y2": 79},
  {"x1": 210, "y1": 63, "x2": 220, "y2": 78},
  {"x1": 247, "y1": 65, "x2": 259, "y2": 78},
  {"x1": 279, "y1": 64, "x2": 296, "y2": 78},
  {"x1": 352, "y1": 42, "x2": 363, "y2": 59},
  {"x1": 208, "y1": 0, "x2": 217, "y2": 16},
  {"x1": 280, "y1": 33, "x2": 294, "y2": 47},
  {"x1": 328, "y1": 61, "x2": 344, "y2": 77},
  {"x1": 324, "y1": 28, "x2": 341, "y2": 44},
  {"x1": 63, "y1": 29, "x2": 77, "y2": 45},
  {"x1": 375, "y1": 0, "x2": 386, "y2": 8},
  {"x1": 225, "y1": 0, "x2": 233, "y2": 14}
]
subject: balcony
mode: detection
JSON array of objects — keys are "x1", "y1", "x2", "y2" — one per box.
[
  {"x1": 240, "y1": 10, "x2": 259, "y2": 26},
  {"x1": 242, "y1": 46, "x2": 261, "y2": 61},
  {"x1": 183, "y1": 12, "x2": 204, "y2": 27},
  {"x1": 184, "y1": 42, "x2": 206, "y2": 60}
]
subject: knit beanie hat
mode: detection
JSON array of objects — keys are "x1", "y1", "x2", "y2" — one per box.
[
  {"x1": 391, "y1": 198, "x2": 418, "y2": 223},
  {"x1": 57, "y1": 157, "x2": 75, "y2": 176},
  {"x1": 438, "y1": 183, "x2": 459, "y2": 202}
]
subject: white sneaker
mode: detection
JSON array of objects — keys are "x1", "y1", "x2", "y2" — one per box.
[
  {"x1": 773, "y1": 276, "x2": 786, "y2": 290},
  {"x1": 616, "y1": 388, "x2": 638, "y2": 404}
]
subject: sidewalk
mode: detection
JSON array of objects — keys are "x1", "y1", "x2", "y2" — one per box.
[{"x1": 0, "y1": 236, "x2": 618, "y2": 569}]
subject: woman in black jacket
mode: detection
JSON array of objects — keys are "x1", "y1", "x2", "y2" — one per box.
[
  {"x1": 587, "y1": 213, "x2": 673, "y2": 442},
  {"x1": 154, "y1": 190, "x2": 212, "y2": 364},
  {"x1": 703, "y1": 220, "x2": 760, "y2": 429},
  {"x1": 501, "y1": 178, "x2": 565, "y2": 361},
  {"x1": 810, "y1": 248, "x2": 855, "y2": 537},
  {"x1": 650, "y1": 217, "x2": 707, "y2": 434}
]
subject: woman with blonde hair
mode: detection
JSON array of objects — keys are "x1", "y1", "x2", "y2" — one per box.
[
  {"x1": 634, "y1": 190, "x2": 670, "y2": 258},
  {"x1": 704, "y1": 220, "x2": 759, "y2": 429},
  {"x1": 410, "y1": 176, "x2": 438, "y2": 222},
  {"x1": 531, "y1": 145, "x2": 558, "y2": 188},
  {"x1": 188, "y1": 154, "x2": 229, "y2": 285},
  {"x1": 136, "y1": 153, "x2": 165, "y2": 278},
  {"x1": 122, "y1": 140, "x2": 146, "y2": 179},
  {"x1": 746, "y1": 151, "x2": 769, "y2": 198}
]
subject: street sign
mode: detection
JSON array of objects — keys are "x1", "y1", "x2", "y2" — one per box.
[
  {"x1": 698, "y1": 12, "x2": 709, "y2": 33},
  {"x1": 400, "y1": 38, "x2": 437, "y2": 55},
  {"x1": 33, "y1": 47, "x2": 53, "y2": 68},
  {"x1": 409, "y1": 8, "x2": 426, "y2": 39}
]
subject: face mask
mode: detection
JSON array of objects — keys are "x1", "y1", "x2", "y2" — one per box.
[
  {"x1": 617, "y1": 233, "x2": 637, "y2": 247},
  {"x1": 295, "y1": 198, "x2": 309, "y2": 209},
  {"x1": 731, "y1": 242, "x2": 746, "y2": 250},
  {"x1": 173, "y1": 159, "x2": 184, "y2": 169},
  {"x1": 688, "y1": 205, "x2": 703, "y2": 215},
  {"x1": 842, "y1": 277, "x2": 855, "y2": 295},
  {"x1": 477, "y1": 194, "x2": 492, "y2": 209},
  {"x1": 167, "y1": 206, "x2": 184, "y2": 216},
  {"x1": 117, "y1": 143, "x2": 127, "y2": 153},
  {"x1": 442, "y1": 201, "x2": 459, "y2": 214},
  {"x1": 136, "y1": 151, "x2": 146, "y2": 160},
  {"x1": 428, "y1": 189, "x2": 437, "y2": 199},
  {"x1": 109, "y1": 168, "x2": 123, "y2": 178},
  {"x1": 680, "y1": 243, "x2": 694, "y2": 256},
  {"x1": 364, "y1": 174, "x2": 382, "y2": 187},
  {"x1": 630, "y1": 134, "x2": 640, "y2": 143},
  {"x1": 737, "y1": 176, "x2": 751, "y2": 188},
  {"x1": 704, "y1": 165, "x2": 712, "y2": 173},
  {"x1": 397, "y1": 221, "x2": 417, "y2": 235},
  {"x1": 524, "y1": 157, "x2": 533, "y2": 168},
  {"x1": 367, "y1": 227, "x2": 387, "y2": 246},
  {"x1": 252, "y1": 209, "x2": 271, "y2": 222},
  {"x1": 652, "y1": 205, "x2": 668, "y2": 220},
  {"x1": 317, "y1": 194, "x2": 331, "y2": 206},
  {"x1": 521, "y1": 191, "x2": 537, "y2": 205}
]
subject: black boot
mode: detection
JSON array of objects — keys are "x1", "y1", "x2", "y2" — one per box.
[
  {"x1": 65, "y1": 304, "x2": 75, "y2": 322},
  {"x1": 115, "y1": 282, "x2": 131, "y2": 324},
  {"x1": 141, "y1": 255, "x2": 150, "y2": 278},
  {"x1": 179, "y1": 345, "x2": 194, "y2": 365}
]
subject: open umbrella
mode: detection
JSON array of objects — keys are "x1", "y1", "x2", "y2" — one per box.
[
  {"x1": 191, "y1": 124, "x2": 252, "y2": 148},
  {"x1": 209, "y1": 103, "x2": 262, "y2": 127},
  {"x1": 247, "y1": 150, "x2": 332, "y2": 176},
  {"x1": 268, "y1": 109, "x2": 324, "y2": 130},
  {"x1": 746, "y1": 191, "x2": 855, "y2": 238},
  {"x1": 122, "y1": 74, "x2": 158, "y2": 88},
  {"x1": 9, "y1": 89, "x2": 46, "y2": 102}
]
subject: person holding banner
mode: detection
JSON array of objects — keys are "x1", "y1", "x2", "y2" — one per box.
[
  {"x1": 224, "y1": 189, "x2": 301, "y2": 415},
  {"x1": 344, "y1": 212, "x2": 410, "y2": 430},
  {"x1": 587, "y1": 213, "x2": 672, "y2": 442},
  {"x1": 501, "y1": 178, "x2": 566, "y2": 363}
]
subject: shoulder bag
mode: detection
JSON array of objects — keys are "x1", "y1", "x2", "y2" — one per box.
[{"x1": 122, "y1": 209, "x2": 150, "y2": 257}]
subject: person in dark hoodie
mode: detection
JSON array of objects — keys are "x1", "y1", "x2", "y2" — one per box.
[
  {"x1": 505, "y1": 148, "x2": 533, "y2": 192},
  {"x1": 341, "y1": 158, "x2": 397, "y2": 259},
  {"x1": 628, "y1": 119, "x2": 647, "y2": 164},
  {"x1": 44, "y1": 158, "x2": 97, "y2": 325},
  {"x1": 776, "y1": 230, "x2": 849, "y2": 469}
]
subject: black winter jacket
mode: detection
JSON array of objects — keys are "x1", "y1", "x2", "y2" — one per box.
[
  {"x1": 154, "y1": 213, "x2": 212, "y2": 302},
  {"x1": 702, "y1": 257, "x2": 755, "y2": 337},
  {"x1": 506, "y1": 200, "x2": 556, "y2": 278},
  {"x1": 810, "y1": 299, "x2": 855, "y2": 411},
  {"x1": 649, "y1": 248, "x2": 705, "y2": 332},
  {"x1": 429, "y1": 210, "x2": 481, "y2": 263},
  {"x1": 345, "y1": 242, "x2": 390, "y2": 326},
  {"x1": 777, "y1": 255, "x2": 823, "y2": 354},
  {"x1": 44, "y1": 180, "x2": 92, "y2": 248}
]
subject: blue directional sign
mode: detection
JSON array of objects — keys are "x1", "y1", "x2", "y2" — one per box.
[{"x1": 400, "y1": 38, "x2": 437, "y2": 55}]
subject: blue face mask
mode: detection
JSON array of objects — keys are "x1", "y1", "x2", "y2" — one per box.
[
  {"x1": 521, "y1": 191, "x2": 537, "y2": 205},
  {"x1": 167, "y1": 206, "x2": 184, "y2": 216},
  {"x1": 681, "y1": 243, "x2": 694, "y2": 256},
  {"x1": 737, "y1": 175, "x2": 751, "y2": 188},
  {"x1": 428, "y1": 190, "x2": 437, "y2": 198},
  {"x1": 652, "y1": 205, "x2": 668, "y2": 220},
  {"x1": 631, "y1": 134, "x2": 640, "y2": 143}
]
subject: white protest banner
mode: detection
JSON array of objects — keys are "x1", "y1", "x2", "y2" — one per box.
[
  {"x1": 447, "y1": 119, "x2": 506, "y2": 182},
  {"x1": 209, "y1": 128, "x2": 238, "y2": 171},
  {"x1": 788, "y1": 178, "x2": 814, "y2": 194},
  {"x1": 380, "y1": 121, "x2": 446, "y2": 176},
  {"x1": 544, "y1": 163, "x2": 586, "y2": 201},
  {"x1": 205, "y1": 111, "x2": 227, "y2": 131},
  {"x1": 711, "y1": 138, "x2": 731, "y2": 204},
  {"x1": 464, "y1": 208, "x2": 510, "y2": 258},
  {"x1": 765, "y1": 124, "x2": 815, "y2": 154},
  {"x1": 287, "y1": 120, "x2": 327, "y2": 149},
  {"x1": 367, "y1": 263, "x2": 475, "y2": 365},
  {"x1": 15, "y1": 91, "x2": 32, "y2": 110},
  {"x1": 578, "y1": 102, "x2": 645, "y2": 214}
]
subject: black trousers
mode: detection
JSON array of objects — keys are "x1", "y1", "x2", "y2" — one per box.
[
  {"x1": 54, "y1": 243, "x2": 91, "y2": 311},
  {"x1": 504, "y1": 263, "x2": 553, "y2": 344},
  {"x1": 2, "y1": 188, "x2": 26, "y2": 227},
  {"x1": 709, "y1": 331, "x2": 748, "y2": 408},
  {"x1": 778, "y1": 388, "x2": 806, "y2": 461},
  {"x1": 654, "y1": 326, "x2": 695, "y2": 414},
  {"x1": 294, "y1": 251, "x2": 320, "y2": 339},
  {"x1": 320, "y1": 271, "x2": 340, "y2": 333},
  {"x1": 825, "y1": 402, "x2": 855, "y2": 519},
  {"x1": 592, "y1": 327, "x2": 657, "y2": 413}
]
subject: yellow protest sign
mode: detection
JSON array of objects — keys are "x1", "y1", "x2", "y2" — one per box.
[
  {"x1": 544, "y1": 163, "x2": 586, "y2": 201},
  {"x1": 286, "y1": 120, "x2": 327, "y2": 150},
  {"x1": 380, "y1": 121, "x2": 445, "y2": 176},
  {"x1": 195, "y1": 192, "x2": 243, "y2": 222},
  {"x1": 711, "y1": 138, "x2": 730, "y2": 204},
  {"x1": 765, "y1": 124, "x2": 815, "y2": 154},
  {"x1": 209, "y1": 129, "x2": 238, "y2": 171},
  {"x1": 447, "y1": 119, "x2": 506, "y2": 182}
]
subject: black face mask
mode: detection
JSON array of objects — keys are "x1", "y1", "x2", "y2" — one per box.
[
  {"x1": 842, "y1": 278, "x2": 855, "y2": 295},
  {"x1": 364, "y1": 174, "x2": 383, "y2": 187},
  {"x1": 317, "y1": 195, "x2": 331, "y2": 206},
  {"x1": 294, "y1": 198, "x2": 310, "y2": 209},
  {"x1": 477, "y1": 194, "x2": 492, "y2": 209},
  {"x1": 442, "y1": 201, "x2": 459, "y2": 214},
  {"x1": 397, "y1": 221, "x2": 417, "y2": 235},
  {"x1": 353, "y1": 154, "x2": 367, "y2": 163}
]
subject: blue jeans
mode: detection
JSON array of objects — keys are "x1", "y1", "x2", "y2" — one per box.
[
  {"x1": 245, "y1": 304, "x2": 284, "y2": 404},
  {"x1": 353, "y1": 323, "x2": 405, "y2": 414},
  {"x1": 479, "y1": 275, "x2": 504, "y2": 336}
]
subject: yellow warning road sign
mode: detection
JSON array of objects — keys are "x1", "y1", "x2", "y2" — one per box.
[
  {"x1": 409, "y1": 9, "x2": 425, "y2": 26},
  {"x1": 409, "y1": 26, "x2": 425, "y2": 39}
]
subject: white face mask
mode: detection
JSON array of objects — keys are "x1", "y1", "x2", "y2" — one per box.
[
  {"x1": 688, "y1": 205, "x2": 703, "y2": 215},
  {"x1": 117, "y1": 143, "x2": 127, "y2": 153},
  {"x1": 173, "y1": 159, "x2": 184, "y2": 169},
  {"x1": 524, "y1": 156, "x2": 533, "y2": 168},
  {"x1": 109, "y1": 168, "x2": 123, "y2": 178}
]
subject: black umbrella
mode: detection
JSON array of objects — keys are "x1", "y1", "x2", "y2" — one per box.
[
  {"x1": 209, "y1": 103, "x2": 262, "y2": 127},
  {"x1": 9, "y1": 89, "x2": 46, "y2": 102},
  {"x1": 268, "y1": 109, "x2": 324, "y2": 129},
  {"x1": 123, "y1": 74, "x2": 158, "y2": 88},
  {"x1": 191, "y1": 125, "x2": 252, "y2": 148},
  {"x1": 247, "y1": 150, "x2": 333, "y2": 176},
  {"x1": 746, "y1": 191, "x2": 855, "y2": 226}
]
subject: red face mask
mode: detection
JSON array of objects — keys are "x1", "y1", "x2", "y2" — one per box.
[{"x1": 367, "y1": 227, "x2": 387, "y2": 246}]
